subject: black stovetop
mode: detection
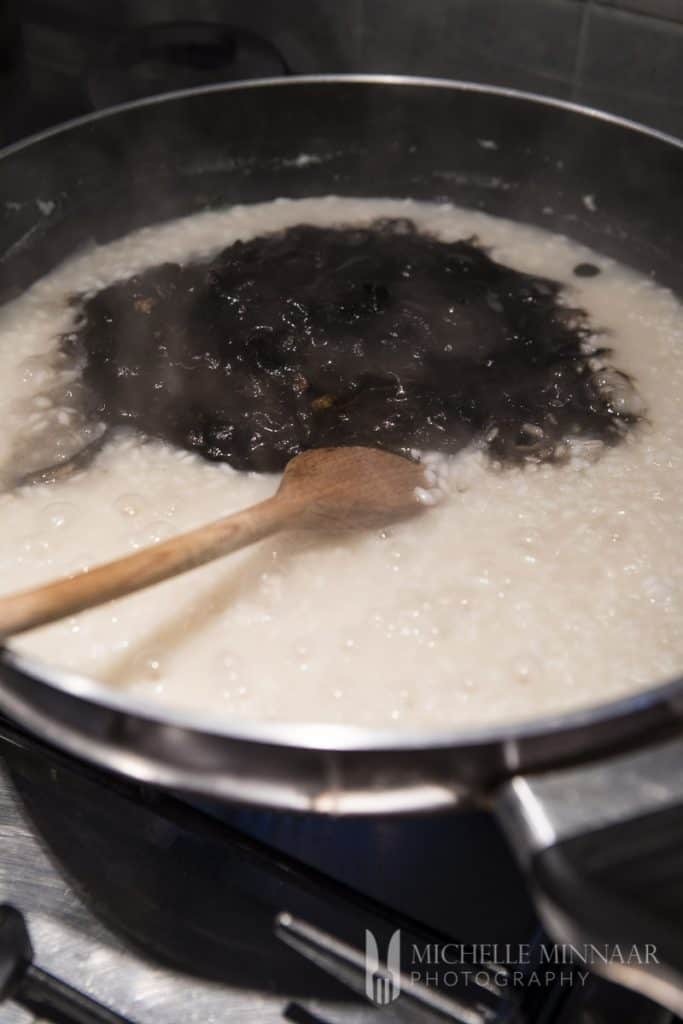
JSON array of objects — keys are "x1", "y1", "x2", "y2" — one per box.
[{"x1": 0, "y1": 713, "x2": 674, "y2": 1024}]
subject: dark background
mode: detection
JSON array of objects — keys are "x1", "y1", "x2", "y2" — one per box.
[{"x1": 0, "y1": 0, "x2": 682, "y2": 148}]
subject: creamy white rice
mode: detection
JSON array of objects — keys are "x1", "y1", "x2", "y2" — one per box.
[{"x1": 0, "y1": 197, "x2": 681, "y2": 730}]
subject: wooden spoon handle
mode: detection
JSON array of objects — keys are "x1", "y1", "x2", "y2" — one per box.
[{"x1": 0, "y1": 491, "x2": 299, "y2": 640}]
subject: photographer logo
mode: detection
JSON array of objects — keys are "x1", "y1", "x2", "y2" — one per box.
[{"x1": 365, "y1": 929, "x2": 401, "y2": 1005}]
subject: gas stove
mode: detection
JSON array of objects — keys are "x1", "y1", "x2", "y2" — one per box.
[{"x1": 0, "y1": 716, "x2": 674, "y2": 1024}]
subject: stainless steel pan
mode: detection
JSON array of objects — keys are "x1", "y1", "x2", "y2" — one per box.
[{"x1": 0, "y1": 76, "x2": 682, "y2": 1012}]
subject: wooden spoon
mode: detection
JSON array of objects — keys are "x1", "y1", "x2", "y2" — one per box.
[{"x1": 0, "y1": 447, "x2": 430, "y2": 641}]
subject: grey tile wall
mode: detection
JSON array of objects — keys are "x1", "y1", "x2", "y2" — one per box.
[
  {"x1": 597, "y1": 0, "x2": 683, "y2": 22},
  {"x1": 17, "y1": 0, "x2": 683, "y2": 138},
  {"x1": 356, "y1": 0, "x2": 585, "y2": 98},
  {"x1": 219, "y1": 0, "x2": 683, "y2": 137},
  {"x1": 573, "y1": 2, "x2": 683, "y2": 133},
  {"x1": 352, "y1": 0, "x2": 683, "y2": 137}
]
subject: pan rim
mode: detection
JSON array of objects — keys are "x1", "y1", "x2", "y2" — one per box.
[
  {"x1": 2, "y1": 648, "x2": 681, "y2": 754},
  {"x1": 0, "y1": 73, "x2": 682, "y2": 161}
]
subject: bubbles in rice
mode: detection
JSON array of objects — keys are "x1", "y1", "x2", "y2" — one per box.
[{"x1": 0, "y1": 196, "x2": 681, "y2": 729}]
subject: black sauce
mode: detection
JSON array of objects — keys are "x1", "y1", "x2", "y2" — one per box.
[{"x1": 68, "y1": 219, "x2": 639, "y2": 472}]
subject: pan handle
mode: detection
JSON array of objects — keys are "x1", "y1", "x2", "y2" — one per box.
[{"x1": 494, "y1": 734, "x2": 683, "y2": 1016}]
